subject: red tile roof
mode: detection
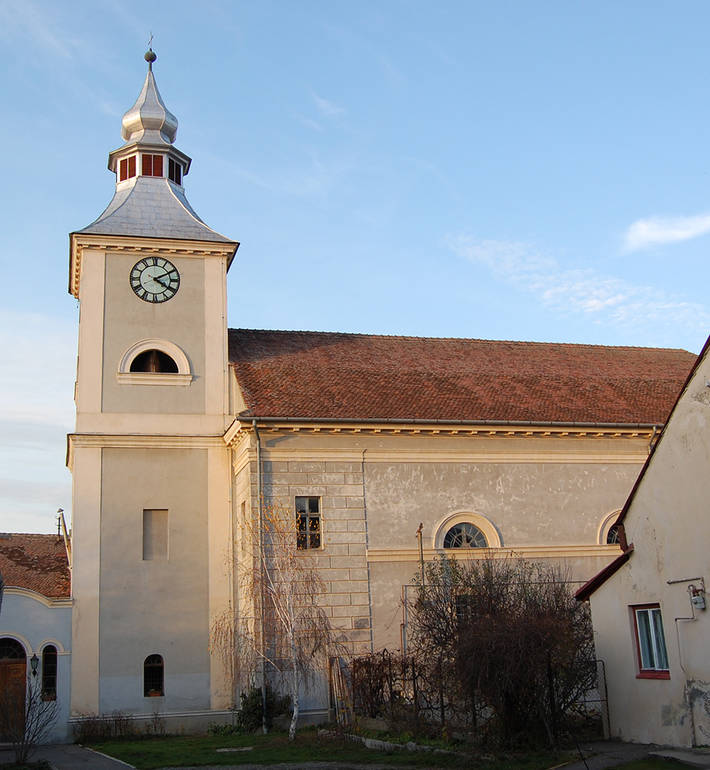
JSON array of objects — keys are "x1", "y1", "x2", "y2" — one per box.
[
  {"x1": 228, "y1": 329, "x2": 697, "y2": 424},
  {"x1": 0, "y1": 534, "x2": 70, "y2": 599}
]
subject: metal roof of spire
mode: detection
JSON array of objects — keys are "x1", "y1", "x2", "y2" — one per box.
[
  {"x1": 73, "y1": 49, "x2": 236, "y2": 246},
  {"x1": 120, "y1": 49, "x2": 178, "y2": 146}
]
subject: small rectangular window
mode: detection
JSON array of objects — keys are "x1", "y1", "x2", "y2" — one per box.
[
  {"x1": 633, "y1": 604, "x2": 670, "y2": 678},
  {"x1": 143, "y1": 509, "x2": 168, "y2": 560},
  {"x1": 168, "y1": 158, "x2": 182, "y2": 185},
  {"x1": 295, "y1": 496, "x2": 321, "y2": 550},
  {"x1": 142, "y1": 154, "x2": 153, "y2": 176},
  {"x1": 119, "y1": 158, "x2": 128, "y2": 181},
  {"x1": 128, "y1": 155, "x2": 136, "y2": 178}
]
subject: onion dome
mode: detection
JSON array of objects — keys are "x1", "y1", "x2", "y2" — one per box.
[{"x1": 120, "y1": 49, "x2": 178, "y2": 146}]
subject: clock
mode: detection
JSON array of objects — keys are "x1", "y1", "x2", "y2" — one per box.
[{"x1": 130, "y1": 257, "x2": 180, "y2": 303}]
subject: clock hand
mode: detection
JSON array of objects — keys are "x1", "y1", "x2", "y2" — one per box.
[{"x1": 154, "y1": 274, "x2": 171, "y2": 288}]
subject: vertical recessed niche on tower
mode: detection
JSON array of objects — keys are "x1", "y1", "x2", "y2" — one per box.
[{"x1": 67, "y1": 50, "x2": 238, "y2": 724}]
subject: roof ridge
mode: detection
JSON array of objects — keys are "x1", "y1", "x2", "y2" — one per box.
[{"x1": 227, "y1": 327, "x2": 692, "y2": 354}]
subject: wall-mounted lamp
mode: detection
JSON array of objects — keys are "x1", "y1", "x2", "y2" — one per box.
[{"x1": 30, "y1": 653, "x2": 39, "y2": 677}]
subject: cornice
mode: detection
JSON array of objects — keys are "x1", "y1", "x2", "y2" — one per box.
[
  {"x1": 67, "y1": 433, "x2": 224, "y2": 469},
  {"x1": 227, "y1": 445, "x2": 646, "y2": 465},
  {"x1": 3, "y1": 587, "x2": 72, "y2": 609},
  {"x1": 69, "y1": 233, "x2": 237, "y2": 298},
  {"x1": 234, "y1": 418, "x2": 657, "y2": 441},
  {"x1": 367, "y1": 544, "x2": 622, "y2": 563}
]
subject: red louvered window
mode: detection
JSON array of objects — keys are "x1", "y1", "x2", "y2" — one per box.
[
  {"x1": 142, "y1": 154, "x2": 164, "y2": 177},
  {"x1": 119, "y1": 155, "x2": 137, "y2": 182}
]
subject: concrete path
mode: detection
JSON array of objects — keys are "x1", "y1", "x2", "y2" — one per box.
[{"x1": 9, "y1": 743, "x2": 135, "y2": 769}]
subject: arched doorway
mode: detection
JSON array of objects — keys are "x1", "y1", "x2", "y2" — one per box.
[{"x1": 0, "y1": 638, "x2": 26, "y2": 740}]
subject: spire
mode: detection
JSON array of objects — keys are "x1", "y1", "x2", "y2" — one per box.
[
  {"x1": 120, "y1": 48, "x2": 178, "y2": 146},
  {"x1": 74, "y1": 50, "x2": 236, "y2": 249}
]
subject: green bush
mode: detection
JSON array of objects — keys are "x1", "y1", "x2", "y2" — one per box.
[{"x1": 236, "y1": 686, "x2": 291, "y2": 733}]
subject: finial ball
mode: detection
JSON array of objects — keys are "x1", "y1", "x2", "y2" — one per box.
[{"x1": 144, "y1": 49, "x2": 157, "y2": 64}]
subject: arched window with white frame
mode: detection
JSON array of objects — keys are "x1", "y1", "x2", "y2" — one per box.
[{"x1": 117, "y1": 339, "x2": 192, "y2": 385}]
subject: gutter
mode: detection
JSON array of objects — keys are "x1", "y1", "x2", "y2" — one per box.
[{"x1": 236, "y1": 415, "x2": 663, "y2": 430}]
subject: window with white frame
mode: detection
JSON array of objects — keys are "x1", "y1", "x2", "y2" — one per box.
[
  {"x1": 443, "y1": 522, "x2": 487, "y2": 548},
  {"x1": 633, "y1": 604, "x2": 669, "y2": 679}
]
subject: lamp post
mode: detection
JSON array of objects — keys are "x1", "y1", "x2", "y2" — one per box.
[{"x1": 30, "y1": 653, "x2": 39, "y2": 677}]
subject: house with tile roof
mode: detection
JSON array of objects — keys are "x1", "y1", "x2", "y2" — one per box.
[
  {"x1": 0, "y1": 533, "x2": 72, "y2": 742},
  {"x1": 53, "y1": 49, "x2": 699, "y2": 736},
  {"x1": 576, "y1": 336, "x2": 710, "y2": 747}
]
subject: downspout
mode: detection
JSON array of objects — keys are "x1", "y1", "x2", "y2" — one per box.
[
  {"x1": 668, "y1": 576, "x2": 706, "y2": 748},
  {"x1": 253, "y1": 419, "x2": 267, "y2": 734}
]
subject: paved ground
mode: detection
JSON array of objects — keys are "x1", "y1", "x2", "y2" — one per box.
[
  {"x1": 5, "y1": 738, "x2": 710, "y2": 770},
  {"x1": 0, "y1": 743, "x2": 134, "y2": 769}
]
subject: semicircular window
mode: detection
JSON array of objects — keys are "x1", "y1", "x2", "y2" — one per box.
[
  {"x1": 0, "y1": 638, "x2": 26, "y2": 660},
  {"x1": 443, "y1": 522, "x2": 488, "y2": 549},
  {"x1": 130, "y1": 349, "x2": 178, "y2": 374},
  {"x1": 606, "y1": 524, "x2": 620, "y2": 545}
]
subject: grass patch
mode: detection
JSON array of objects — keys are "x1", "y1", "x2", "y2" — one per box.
[{"x1": 88, "y1": 728, "x2": 570, "y2": 769}]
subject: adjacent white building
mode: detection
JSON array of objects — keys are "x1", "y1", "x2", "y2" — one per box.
[{"x1": 577, "y1": 336, "x2": 710, "y2": 747}]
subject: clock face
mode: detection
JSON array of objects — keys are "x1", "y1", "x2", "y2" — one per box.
[{"x1": 130, "y1": 257, "x2": 180, "y2": 303}]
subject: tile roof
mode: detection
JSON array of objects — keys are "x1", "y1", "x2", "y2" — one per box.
[
  {"x1": 228, "y1": 329, "x2": 697, "y2": 424},
  {"x1": 0, "y1": 534, "x2": 70, "y2": 599}
]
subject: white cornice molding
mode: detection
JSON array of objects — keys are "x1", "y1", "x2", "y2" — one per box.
[
  {"x1": 367, "y1": 544, "x2": 622, "y2": 563},
  {"x1": 69, "y1": 233, "x2": 236, "y2": 298},
  {"x1": 117, "y1": 372, "x2": 192, "y2": 386},
  {"x1": 3, "y1": 587, "x2": 72, "y2": 609},
  {"x1": 68, "y1": 433, "x2": 225, "y2": 468},
  {"x1": 231, "y1": 446, "x2": 646, "y2": 465},
  {"x1": 235, "y1": 419, "x2": 657, "y2": 441}
]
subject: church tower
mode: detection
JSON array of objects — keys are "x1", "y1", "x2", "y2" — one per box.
[{"x1": 68, "y1": 50, "x2": 238, "y2": 725}]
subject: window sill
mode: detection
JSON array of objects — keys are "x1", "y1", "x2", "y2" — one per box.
[
  {"x1": 637, "y1": 670, "x2": 670, "y2": 680},
  {"x1": 117, "y1": 372, "x2": 192, "y2": 387}
]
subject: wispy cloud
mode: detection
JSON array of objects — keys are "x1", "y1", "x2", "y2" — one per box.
[
  {"x1": 311, "y1": 92, "x2": 346, "y2": 118},
  {"x1": 448, "y1": 235, "x2": 710, "y2": 330},
  {"x1": 623, "y1": 212, "x2": 710, "y2": 252},
  {"x1": 297, "y1": 115, "x2": 324, "y2": 133},
  {"x1": 0, "y1": 310, "x2": 75, "y2": 531},
  {"x1": 0, "y1": 0, "x2": 78, "y2": 60}
]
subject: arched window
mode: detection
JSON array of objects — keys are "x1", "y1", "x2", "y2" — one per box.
[
  {"x1": 443, "y1": 522, "x2": 488, "y2": 549},
  {"x1": 130, "y1": 349, "x2": 178, "y2": 373},
  {"x1": 118, "y1": 339, "x2": 192, "y2": 385},
  {"x1": 41, "y1": 645, "x2": 57, "y2": 700},
  {"x1": 598, "y1": 510, "x2": 623, "y2": 546},
  {"x1": 144, "y1": 654, "x2": 164, "y2": 697},
  {"x1": 606, "y1": 524, "x2": 620, "y2": 545}
]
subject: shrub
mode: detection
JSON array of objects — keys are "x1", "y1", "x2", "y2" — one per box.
[{"x1": 235, "y1": 686, "x2": 291, "y2": 733}]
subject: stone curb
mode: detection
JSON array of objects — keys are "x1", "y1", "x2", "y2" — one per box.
[{"x1": 317, "y1": 728, "x2": 465, "y2": 757}]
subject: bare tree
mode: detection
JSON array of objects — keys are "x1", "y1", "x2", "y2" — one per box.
[
  {"x1": 212, "y1": 501, "x2": 341, "y2": 741},
  {"x1": 408, "y1": 554, "x2": 596, "y2": 746},
  {"x1": 0, "y1": 672, "x2": 58, "y2": 764}
]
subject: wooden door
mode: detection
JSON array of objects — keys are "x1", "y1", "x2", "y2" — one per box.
[{"x1": 0, "y1": 657, "x2": 26, "y2": 740}]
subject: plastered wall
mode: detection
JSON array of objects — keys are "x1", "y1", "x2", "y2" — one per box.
[
  {"x1": 98, "y1": 447, "x2": 210, "y2": 714},
  {"x1": 589, "y1": 351, "x2": 710, "y2": 747}
]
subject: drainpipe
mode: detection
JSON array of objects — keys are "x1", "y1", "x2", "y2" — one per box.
[
  {"x1": 253, "y1": 419, "x2": 267, "y2": 735},
  {"x1": 667, "y1": 576, "x2": 706, "y2": 747}
]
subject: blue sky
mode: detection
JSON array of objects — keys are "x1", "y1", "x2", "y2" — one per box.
[{"x1": 2, "y1": 0, "x2": 710, "y2": 532}]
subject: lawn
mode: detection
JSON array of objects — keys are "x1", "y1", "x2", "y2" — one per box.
[{"x1": 88, "y1": 728, "x2": 571, "y2": 769}]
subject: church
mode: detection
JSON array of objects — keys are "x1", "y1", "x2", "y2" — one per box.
[{"x1": 0, "y1": 51, "x2": 697, "y2": 740}]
